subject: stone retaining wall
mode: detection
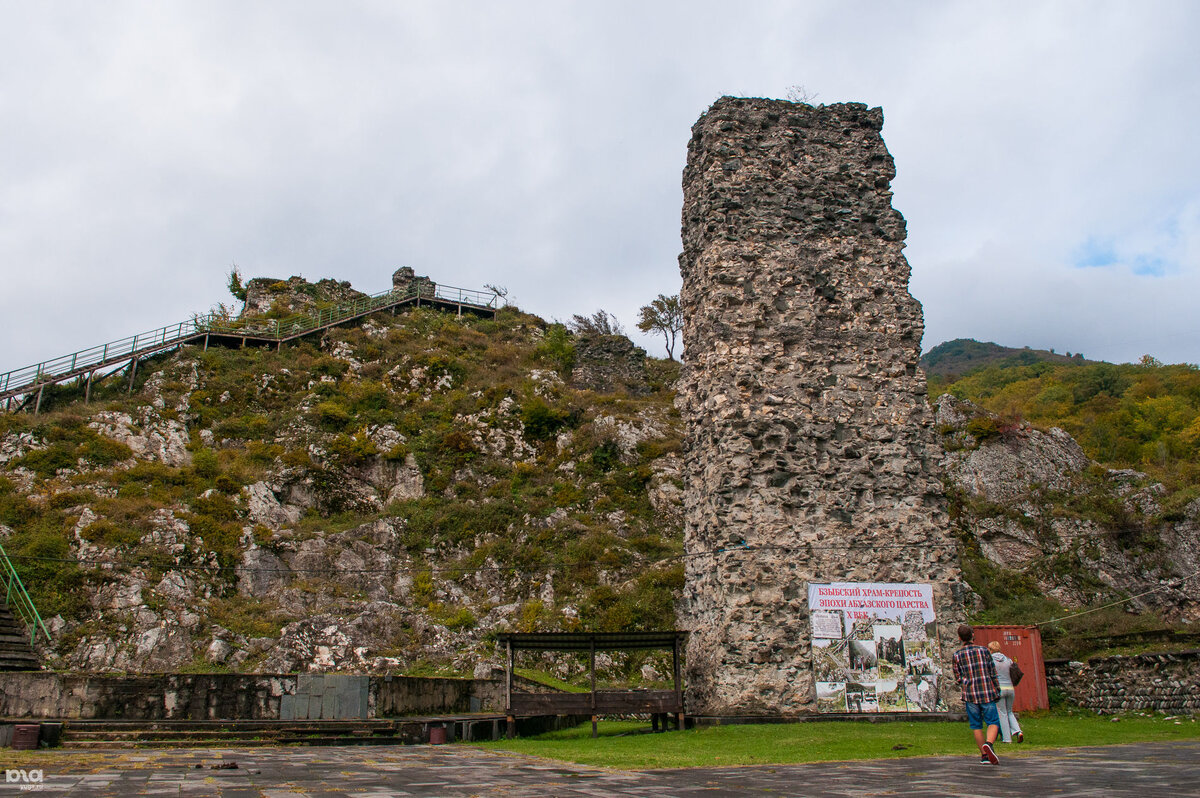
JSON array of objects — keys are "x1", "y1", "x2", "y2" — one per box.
[
  {"x1": 1046, "y1": 651, "x2": 1200, "y2": 713},
  {"x1": 0, "y1": 672, "x2": 504, "y2": 720}
]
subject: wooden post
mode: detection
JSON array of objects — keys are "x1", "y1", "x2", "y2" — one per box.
[
  {"x1": 673, "y1": 634, "x2": 684, "y2": 731},
  {"x1": 590, "y1": 636, "x2": 597, "y2": 738},
  {"x1": 203, "y1": 334, "x2": 209, "y2": 351},
  {"x1": 34, "y1": 384, "x2": 45, "y2": 415},
  {"x1": 127, "y1": 358, "x2": 138, "y2": 393},
  {"x1": 506, "y1": 639, "x2": 515, "y2": 739},
  {"x1": 85, "y1": 370, "x2": 94, "y2": 404}
]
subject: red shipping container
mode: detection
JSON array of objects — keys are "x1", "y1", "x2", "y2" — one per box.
[{"x1": 972, "y1": 625, "x2": 1049, "y2": 711}]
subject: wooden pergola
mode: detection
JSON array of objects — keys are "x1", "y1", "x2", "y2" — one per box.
[{"x1": 496, "y1": 631, "x2": 688, "y2": 738}]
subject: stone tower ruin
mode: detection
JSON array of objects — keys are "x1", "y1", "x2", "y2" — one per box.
[{"x1": 677, "y1": 97, "x2": 967, "y2": 715}]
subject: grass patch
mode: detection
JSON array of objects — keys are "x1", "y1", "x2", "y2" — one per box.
[
  {"x1": 472, "y1": 712, "x2": 1200, "y2": 769},
  {"x1": 514, "y1": 668, "x2": 589, "y2": 694}
]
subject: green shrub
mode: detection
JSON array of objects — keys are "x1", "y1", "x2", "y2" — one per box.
[
  {"x1": 14, "y1": 443, "x2": 77, "y2": 477},
  {"x1": 215, "y1": 413, "x2": 270, "y2": 440},
  {"x1": 192, "y1": 448, "x2": 221, "y2": 479},
  {"x1": 79, "y1": 519, "x2": 142, "y2": 548},
  {"x1": 78, "y1": 434, "x2": 133, "y2": 466},
  {"x1": 315, "y1": 401, "x2": 353, "y2": 431},
  {"x1": 215, "y1": 474, "x2": 242, "y2": 494},
  {"x1": 589, "y1": 441, "x2": 621, "y2": 473},
  {"x1": 311, "y1": 356, "x2": 348, "y2": 378},
  {"x1": 439, "y1": 606, "x2": 477, "y2": 630},
  {"x1": 521, "y1": 399, "x2": 571, "y2": 442},
  {"x1": 207, "y1": 595, "x2": 287, "y2": 638},
  {"x1": 329, "y1": 432, "x2": 379, "y2": 465},
  {"x1": 535, "y1": 323, "x2": 575, "y2": 376},
  {"x1": 965, "y1": 416, "x2": 1002, "y2": 441}
]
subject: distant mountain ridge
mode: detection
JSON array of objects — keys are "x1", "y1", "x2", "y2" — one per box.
[{"x1": 920, "y1": 338, "x2": 1097, "y2": 379}]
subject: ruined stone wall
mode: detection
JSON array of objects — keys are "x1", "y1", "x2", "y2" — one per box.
[
  {"x1": 677, "y1": 97, "x2": 968, "y2": 715},
  {"x1": 1046, "y1": 653, "x2": 1200, "y2": 714},
  {"x1": 0, "y1": 672, "x2": 505, "y2": 719}
]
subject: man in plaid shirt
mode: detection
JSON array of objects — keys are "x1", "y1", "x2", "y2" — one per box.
[{"x1": 952, "y1": 624, "x2": 1001, "y2": 765}]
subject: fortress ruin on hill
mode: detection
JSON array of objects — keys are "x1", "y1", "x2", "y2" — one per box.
[{"x1": 677, "y1": 97, "x2": 969, "y2": 715}]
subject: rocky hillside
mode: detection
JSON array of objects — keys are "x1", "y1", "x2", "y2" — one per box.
[
  {"x1": 0, "y1": 276, "x2": 683, "y2": 680},
  {"x1": 0, "y1": 276, "x2": 1195, "y2": 674},
  {"x1": 936, "y1": 394, "x2": 1200, "y2": 653}
]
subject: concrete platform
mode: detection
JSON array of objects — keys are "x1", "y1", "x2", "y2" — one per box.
[{"x1": 4, "y1": 739, "x2": 1197, "y2": 796}]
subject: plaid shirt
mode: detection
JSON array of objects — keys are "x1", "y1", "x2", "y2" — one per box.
[{"x1": 952, "y1": 643, "x2": 1001, "y2": 704}]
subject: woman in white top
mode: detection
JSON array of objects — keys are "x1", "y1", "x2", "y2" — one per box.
[{"x1": 987, "y1": 641, "x2": 1024, "y2": 743}]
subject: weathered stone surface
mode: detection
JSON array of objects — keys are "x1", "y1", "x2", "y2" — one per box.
[
  {"x1": 89, "y1": 410, "x2": 191, "y2": 467},
  {"x1": 936, "y1": 394, "x2": 1089, "y2": 504},
  {"x1": 1047, "y1": 651, "x2": 1200, "y2": 713},
  {"x1": 392, "y1": 266, "x2": 437, "y2": 297},
  {"x1": 940, "y1": 395, "x2": 1200, "y2": 621},
  {"x1": 570, "y1": 334, "x2": 651, "y2": 395},
  {"x1": 677, "y1": 97, "x2": 967, "y2": 715},
  {"x1": 243, "y1": 275, "x2": 367, "y2": 318},
  {"x1": 0, "y1": 672, "x2": 504, "y2": 719}
]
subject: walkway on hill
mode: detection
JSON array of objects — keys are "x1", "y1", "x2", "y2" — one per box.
[
  {"x1": 1, "y1": 283, "x2": 500, "y2": 412},
  {"x1": 9, "y1": 739, "x2": 1198, "y2": 796}
]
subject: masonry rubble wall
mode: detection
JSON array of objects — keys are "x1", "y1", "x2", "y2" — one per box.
[
  {"x1": 1046, "y1": 652, "x2": 1200, "y2": 714},
  {"x1": 677, "y1": 97, "x2": 969, "y2": 715},
  {"x1": 0, "y1": 672, "x2": 504, "y2": 720}
]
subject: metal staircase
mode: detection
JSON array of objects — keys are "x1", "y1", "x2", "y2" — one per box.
[
  {"x1": 0, "y1": 543, "x2": 49, "y2": 670},
  {"x1": 1, "y1": 282, "x2": 501, "y2": 412}
]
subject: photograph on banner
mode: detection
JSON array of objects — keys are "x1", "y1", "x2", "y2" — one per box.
[
  {"x1": 816, "y1": 681, "x2": 846, "y2": 713},
  {"x1": 845, "y1": 682, "x2": 878, "y2": 713},
  {"x1": 807, "y1": 581, "x2": 946, "y2": 712},
  {"x1": 813, "y1": 637, "x2": 851, "y2": 682},
  {"x1": 876, "y1": 678, "x2": 908, "y2": 711}
]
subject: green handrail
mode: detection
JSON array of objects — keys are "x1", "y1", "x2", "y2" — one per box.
[{"x1": 0, "y1": 543, "x2": 51, "y2": 645}]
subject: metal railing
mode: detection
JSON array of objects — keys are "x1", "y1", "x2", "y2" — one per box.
[
  {"x1": 0, "y1": 543, "x2": 51, "y2": 645},
  {"x1": 0, "y1": 282, "x2": 501, "y2": 400}
]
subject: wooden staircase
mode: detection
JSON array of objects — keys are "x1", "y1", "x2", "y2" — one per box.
[
  {"x1": 1, "y1": 281, "x2": 502, "y2": 410},
  {"x1": 0, "y1": 601, "x2": 40, "y2": 671}
]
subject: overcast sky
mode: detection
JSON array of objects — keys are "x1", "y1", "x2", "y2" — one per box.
[{"x1": 2, "y1": 1, "x2": 1198, "y2": 374}]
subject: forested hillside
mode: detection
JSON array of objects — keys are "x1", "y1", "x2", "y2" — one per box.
[
  {"x1": 921, "y1": 338, "x2": 1095, "y2": 381},
  {"x1": 938, "y1": 356, "x2": 1200, "y2": 498}
]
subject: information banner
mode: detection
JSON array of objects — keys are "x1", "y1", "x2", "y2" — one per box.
[{"x1": 808, "y1": 582, "x2": 945, "y2": 713}]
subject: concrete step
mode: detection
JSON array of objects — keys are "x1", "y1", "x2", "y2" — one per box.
[{"x1": 0, "y1": 602, "x2": 39, "y2": 671}]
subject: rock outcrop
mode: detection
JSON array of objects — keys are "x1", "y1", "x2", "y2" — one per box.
[
  {"x1": 939, "y1": 394, "x2": 1200, "y2": 621},
  {"x1": 242, "y1": 276, "x2": 367, "y2": 318},
  {"x1": 677, "y1": 97, "x2": 967, "y2": 715},
  {"x1": 570, "y1": 334, "x2": 651, "y2": 396}
]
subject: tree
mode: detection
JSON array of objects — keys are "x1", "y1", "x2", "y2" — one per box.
[
  {"x1": 637, "y1": 294, "x2": 683, "y2": 360},
  {"x1": 568, "y1": 310, "x2": 625, "y2": 337},
  {"x1": 785, "y1": 85, "x2": 819, "y2": 104},
  {"x1": 227, "y1": 264, "x2": 247, "y2": 302}
]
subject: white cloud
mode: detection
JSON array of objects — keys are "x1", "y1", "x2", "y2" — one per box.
[{"x1": 1, "y1": 1, "x2": 1198, "y2": 375}]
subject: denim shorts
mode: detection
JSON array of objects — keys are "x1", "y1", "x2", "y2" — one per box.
[{"x1": 965, "y1": 700, "x2": 1000, "y2": 730}]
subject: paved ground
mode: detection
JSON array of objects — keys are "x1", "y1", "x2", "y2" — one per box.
[{"x1": 3, "y1": 740, "x2": 1198, "y2": 797}]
